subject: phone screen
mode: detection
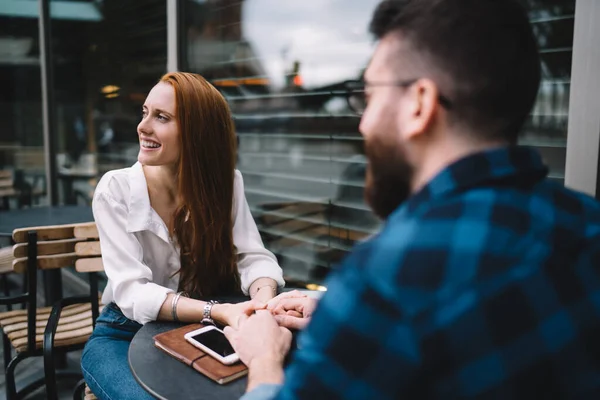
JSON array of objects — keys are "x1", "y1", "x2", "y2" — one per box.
[{"x1": 190, "y1": 329, "x2": 236, "y2": 357}]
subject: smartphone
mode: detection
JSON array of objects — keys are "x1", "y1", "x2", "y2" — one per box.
[{"x1": 184, "y1": 326, "x2": 240, "y2": 365}]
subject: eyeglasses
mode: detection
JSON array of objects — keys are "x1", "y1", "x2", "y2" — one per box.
[{"x1": 345, "y1": 79, "x2": 453, "y2": 115}]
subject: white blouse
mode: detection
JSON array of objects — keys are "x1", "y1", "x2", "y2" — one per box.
[{"x1": 93, "y1": 162, "x2": 285, "y2": 324}]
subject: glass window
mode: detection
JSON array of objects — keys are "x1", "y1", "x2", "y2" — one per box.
[
  {"x1": 0, "y1": 10, "x2": 46, "y2": 210},
  {"x1": 182, "y1": 0, "x2": 575, "y2": 288},
  {"x1": 521, "y1": 0, "x2": 575, "y2": 185},
  {"x1": 50, "y1": 0, "x2": 167, "y2": 205}
]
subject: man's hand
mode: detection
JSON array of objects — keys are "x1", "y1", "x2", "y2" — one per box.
[
  {"x1": 211, "y1": 299, "x2": 266, "y2": 329},
  {"x1": 266, "y1": 290, "x2": 308, "y2": 311},
  {"x1": 224, "y1": 311, "x2": 292, "y2": 391},
  {"x1": 269, "y1": 296, "x2": 318, "y2": 330}
]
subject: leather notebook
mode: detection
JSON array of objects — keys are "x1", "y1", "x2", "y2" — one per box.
[{"x1": 153, "y1": 323, "x2": 248, "y2": 385}]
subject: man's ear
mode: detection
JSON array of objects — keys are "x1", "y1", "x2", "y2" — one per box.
[{"x1": 400, "y1": 78, "x2": 440, "y2": 140}]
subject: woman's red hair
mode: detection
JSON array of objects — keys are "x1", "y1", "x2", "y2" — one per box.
[{"x1": 160, "y1": 72, "x2": 240, "y2": 297}]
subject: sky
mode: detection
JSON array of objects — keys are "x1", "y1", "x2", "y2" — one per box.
[{"x1": 242, "y1": 0, "x2": 381, "y2": 89}]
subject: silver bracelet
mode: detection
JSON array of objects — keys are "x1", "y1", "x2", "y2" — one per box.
[
  {"x1": 171, "y1": 292, "x2": 185, "y2": 322},
  {"x1": 201, "y1": 300, "x2": 219, "y2": 325}
]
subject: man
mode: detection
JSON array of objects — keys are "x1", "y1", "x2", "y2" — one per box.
[{"x1": 224, "y1": 0, "x2": 600, "y2": 398}]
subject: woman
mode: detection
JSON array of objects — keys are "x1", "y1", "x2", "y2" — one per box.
[{"x1": 81, "y1": 72, "x2": 284, "y2": 399}]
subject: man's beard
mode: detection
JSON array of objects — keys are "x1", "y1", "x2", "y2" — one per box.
[{"x1": 364, "y1": 137, "x2": 413, "y2": 220}]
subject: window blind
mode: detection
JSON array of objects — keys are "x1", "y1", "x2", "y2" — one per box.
[{"x1": 183, "y1": 0, "x2": 576, "y2": 287}]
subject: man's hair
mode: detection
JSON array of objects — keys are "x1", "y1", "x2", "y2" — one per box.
[{"x1": 370, "y1": 0, "x2": 541, "y2": 143}]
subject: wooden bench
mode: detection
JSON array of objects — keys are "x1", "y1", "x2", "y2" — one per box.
[
  {"x1": 0, "y1": 246, "x2": 14, "y2": 275},
  {"x1": 256, "y1": 201, "x2": 371, "y2": 284},
  {"x1": 0, "y1": 170, "x2": 18, "y2": 209},
  {"x1": 0, "y1": 168, "x2": 46, "y2": 209}
]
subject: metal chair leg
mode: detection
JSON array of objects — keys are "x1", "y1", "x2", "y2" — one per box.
[
  {"x1": 73, "y1": 379, "x2": 87, "y2": 400},
  {"x1": 3, "y1": 331, "x2": 11, "y2": 371},
  {"x1": 1, "y1": 274, "x2": 8, "y2": 296},
  {"x1": 21, "y1": 272, "x2": 27, "y2": 310},
  {"x1": 5, "y1": 352, "x2": 27, "y2": 400}
]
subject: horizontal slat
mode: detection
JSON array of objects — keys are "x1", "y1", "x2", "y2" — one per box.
[
  {"x1": 0, "y1": 302, "x2": 92, "y2": 326},
  {"x1": 530, "y1": 14, "x2": 574, "y2": 24},
  {"x1": 242, "y1": 170, "x2": 365, "y2": 188},
  {"x1": 518, "y1": 138, "x2": 567, "y2": 148},
  {"x1": 0, "y1": 178, "x2": 13, "y2": 188},
  {"x1": 7, "y1": 314, "x2": 96, "y2": 340},
  {"x1": 74, "y1": 223, "x2": 99, "y2": 239},
  {"x1": 13, "y1": 225, "x2": 73, "y2": 243},
  {"x1": 12, "y1": 326, "x2": 93, "y2": 353},
  {"x1": 12, "y1": 253, "x2": 77, "y2": 273},
  {"x1": 13, "y1": 238, "x2": 83, "y2": 258},
  {"x1": 3, "y1": 308, "x2": 98, "y2": 334},
  {"x1": 330, "y1": 199, "x2": 371, "y2": 212},
  {"x1": 240, "y1": 152, "x2": 367, "y2": 165},
  {"x1": 76, "y1": 257, "x2": 104, "y2": 273},
  {"x1": 258, "y1": 202, "x2": 326, "y2": 222},
  {"x1": 252, "y1": 206, "x2": 377, "y2": 236},
  {"x1": 248, "y1": 185, "x2": 371, "y2": 213},
  {"x1": 0, "y1": 171, "x2": 11, "y2": 179},
  {"x1": 276, "y1": 249, "x2": 331, "y2": 269},
  {"x1": 239, "y1": 133, "x2": 332, "y2": 139},
  {"x1": 75, "y1": 241, "x2": 101, "y2": 257},
  {"x1": 260, "y1": 226, "x2": 354, "y2": 252},
  {"x1": 0, "y1": 188, "x2": 18, "y2": 197},
  {"x1": 13, "y1": 222, "x2": 95, "y2": 243},
  {"x1": 245, "y1": 185, "x2": 328, "y2": 205},
  {"x1": 226, "y1": 89, "x2": 351, "y2": 102},
  {"x1": 538, "y1": 46, "x2": 572, "y2": 54},
  {"x1": 234, "y1": 113, "x2": 359, "y2": 120}
]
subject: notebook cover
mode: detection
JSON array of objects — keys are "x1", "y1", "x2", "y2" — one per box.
[{"x1": 153, "y1": 323, "x2": 248, "y2": 385}]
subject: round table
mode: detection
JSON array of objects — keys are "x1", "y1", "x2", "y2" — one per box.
[{"x1": 129, "y1": 321, "x2": 247, "y2": 400}]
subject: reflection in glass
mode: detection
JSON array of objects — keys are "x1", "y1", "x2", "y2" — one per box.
[
  {"x1": 0, "y1": 11, "x2": 46, "y2": 210},
  {"x1": 183, "y1": 0, "x2": 574, "y2": 287},
  {"x1": 50, "y1": 0, "x2": 167, "y2": 205}
]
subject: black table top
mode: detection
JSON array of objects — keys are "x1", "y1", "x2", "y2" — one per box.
[
  {"x1": 0, "y1": 205, "x2": 93, "y2": 234},
  {"x1": 129, "y1": 321, "x2": 247, "y2": 400}
]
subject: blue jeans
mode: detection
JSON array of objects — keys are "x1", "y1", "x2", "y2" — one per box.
[{"x1": 81, "y1": 303, "x2": 154, "y2": 400}]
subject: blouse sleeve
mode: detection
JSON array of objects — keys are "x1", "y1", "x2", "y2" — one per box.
[
  {"x1": 232, "y1": 170, "x2": 285, "y2": 294},
  {"x1": 93, "y1": 188, "x2": 174, "y2": 325}
]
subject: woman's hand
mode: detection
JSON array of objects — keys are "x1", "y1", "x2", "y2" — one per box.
[{"x1": 210, "y1": 300, "x2": 266, "y2": 328}]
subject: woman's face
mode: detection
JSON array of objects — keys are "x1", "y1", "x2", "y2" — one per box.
[{"x1": 137, "y1": 82, "x2": 180, "y2": 168}]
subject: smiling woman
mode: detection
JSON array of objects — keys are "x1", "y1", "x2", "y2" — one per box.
[
  {"x1": 80, "y1": 72, "x2": 284, "y2": 400},
  {"x1": 137, "y1": 82, "x2": 179, "y2": 166}
]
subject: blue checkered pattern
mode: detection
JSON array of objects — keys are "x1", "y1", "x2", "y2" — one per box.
[{"x1": 246, "y1": 146, "x2": 600, "y2": 400}]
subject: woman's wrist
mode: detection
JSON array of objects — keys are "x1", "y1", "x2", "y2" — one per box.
[
  {"x1": 249, "y1": 278, "x2": 278, "y2": 300},
  {"x1": 253, "y1": 286, "x2": 276, "y2": 302},
  {"x1": 209, "y1": 303, "x2": 228, "y2": 325}
]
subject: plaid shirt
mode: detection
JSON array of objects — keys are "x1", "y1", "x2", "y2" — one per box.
[{"x1": 242, "y1": 146, "x2": 600, "y2": 400}]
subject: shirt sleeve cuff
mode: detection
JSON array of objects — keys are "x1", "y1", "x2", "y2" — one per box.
[
  {"x1": 239, "y1": 384, "x2": 282, "y2": 400},
  {"x1": 240, "y1": 260, "x2": 286, "y2": 295},
  {"x1": 117, "y1": 282, "x2": 174, "y2": 325}
]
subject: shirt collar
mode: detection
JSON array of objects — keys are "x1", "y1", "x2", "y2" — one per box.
[
  {"x1": 126, "y1": 162, "x2": 154, "y2": 233},
  {"x1": 404, "y1": 145, "x2": 549, "y2": 214}
]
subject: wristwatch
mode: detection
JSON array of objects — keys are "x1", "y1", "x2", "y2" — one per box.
[{"x1": 201, "y1": 300, "x2": 219, "y2": 325}]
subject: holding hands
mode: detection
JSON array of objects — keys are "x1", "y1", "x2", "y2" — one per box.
[
  {"x1": 223, "y1": 291, "x2": 319, "y2": 390},
  {"x1": 267, "y1": 290, "x2": 318, "y2": 330},
  {"x1": 221, "y1": 290, "x2": 319, "y2": 389},
  {"x1": 217, "y1": 290, "x2": 318, "y2": 330}
]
